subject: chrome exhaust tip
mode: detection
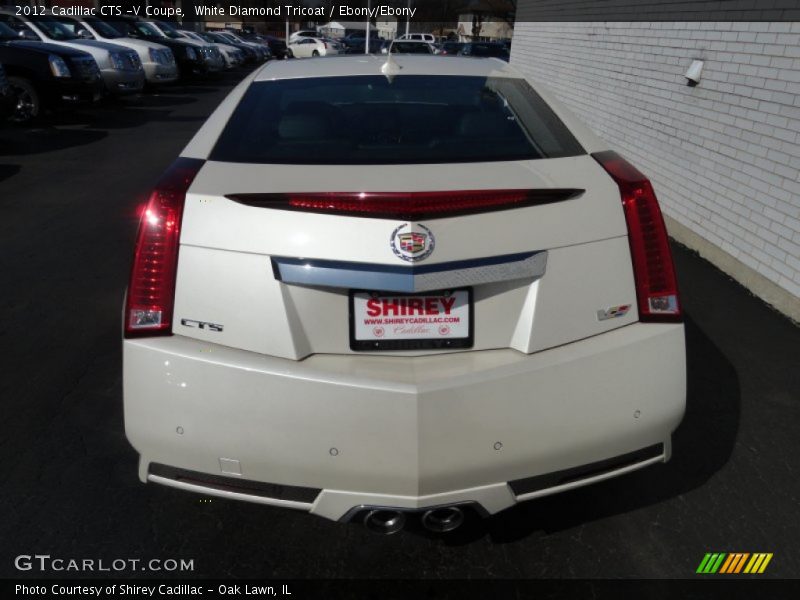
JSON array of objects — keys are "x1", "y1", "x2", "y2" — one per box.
[
  {"x1": 421, "y1": 506, "x2": 465, "y2": 533},
  {"x1": 363, "y1": 510, "x2": 406, "y2": 535}
]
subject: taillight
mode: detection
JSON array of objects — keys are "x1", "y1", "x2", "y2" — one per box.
[
  {"x1": 226, "y1": 189, "x2": 583, "y2": 220},
  {"x1": 124, "y1": 158, "x2": 204, "y2": 338},
  {"x1": 592, "y1": 151, "x2": 682, "y2": 323}
]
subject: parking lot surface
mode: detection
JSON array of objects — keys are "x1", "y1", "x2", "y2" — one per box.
[{"x1": 1, "y1": 71, "x2": 798, "y2": 579}]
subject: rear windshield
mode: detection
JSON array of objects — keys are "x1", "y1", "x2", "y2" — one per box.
[{"x1": 210, "y1": 75, "x2": 585, "y2": 165}]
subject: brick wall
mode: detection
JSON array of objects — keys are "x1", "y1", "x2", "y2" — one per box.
[{"x1": 511, "y1": 20, "x2": 800, "y2": 305}]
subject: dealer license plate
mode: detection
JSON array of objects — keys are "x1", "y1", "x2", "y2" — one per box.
[{"x1": 349, "y1": 289, "x2": 473, "y2": 351}]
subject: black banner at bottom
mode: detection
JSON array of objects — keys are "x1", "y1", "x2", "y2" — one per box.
[{"x1": 5, "y1": 579, "x2": 800, "y2": 600}]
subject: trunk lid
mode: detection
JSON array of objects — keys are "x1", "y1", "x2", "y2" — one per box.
[{"x1": 173, "y1": 155, "x2": 638, "y2": 359}]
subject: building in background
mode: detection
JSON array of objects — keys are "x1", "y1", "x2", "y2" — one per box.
[
  {"x1": 317, "y1": 20, "x2": 377, "y2": 39},
  {"x1": 511, "y1": 0, "x2": 800, "y2": 321},
  {"x1": 456, "y1": 0, "x2": 515, "y2": 41},
  {"x1": 376, "y1": 15, "x2": 398, "y2": 40}
]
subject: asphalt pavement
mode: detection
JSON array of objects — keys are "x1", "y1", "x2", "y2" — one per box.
[{"x1": 0, "y1": 70, "x2": 798, "y2": 580}]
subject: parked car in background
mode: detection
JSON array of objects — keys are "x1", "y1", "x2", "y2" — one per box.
[
  {"x1": 438, "y1": 41, "x2": 465, "y2": 56},
  {"x1": 388, "y1": 40, "x2": 435, "y2": 54},
  {"x1": 97, "y1": 17, "x2": 215, "y2": 78},
  {"x1": 205, "y1": 31, "x2": 260, "y2": 65},
  {"x1": 53, "y1": 14, "x2": 177, "y2": 87},
  {"x1": 396, "y1": 33, "x2": 436, "y2": 43},
  {"x1": 122, "y1": 56, "x2": 685, "y2": 532},
  {"x1": 0, "y1": 21, "x2": 103, "y2": 122},
  {"x1": 178, "y1": 30, "x2": 242, "y2": 70},
  {"x1": 141, "y1": 20, "x2": 225, "y2": 73},
  {"x1": 0, "y1": 10, "x2": 144, "y2": 95},
  {"x1": 289, "y1": 37, "x2": 340, "y2": 58},
  {"x1": 261, "y1": 35, "x2": 292, "y2": 60},
  {"x1": 340, "y1": 31, "x2": 381, "y2": 51},
  {"x1": 343, "y1": 37, "x2": 389, "y2": 55},
  {"x1": 235, "y1": 31, "x2": 276, "y2": 51},
  {"x1": 459, "y1": 42, "x2": 510, "y2": 61},
  {"x1": 289, "y1": 30, "x2": 318, "y2": 43},
  {"x1": 0, "y1": 62, "x2": 16, "y2": 120},
  {"x1": 216, "y1": 30, "x2": 271, "y2": 62}
]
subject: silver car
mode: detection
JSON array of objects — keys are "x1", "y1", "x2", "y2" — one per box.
[
  {"x1": 0, "y1": 10, "x2": 144, "y2": 95},
  {"x1": 54, "y1": 15, "x2": 178, "y2": 86}
]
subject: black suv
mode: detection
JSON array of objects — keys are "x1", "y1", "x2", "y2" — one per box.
[
  {"x1": 0, "y1": 62, "x2": 16, "y2": 120},
  {"x1": 458, "y1": 42, "x2": 510, "y2": 61},
  {"x1": 260, "y1": 35, "x2": 292, "y2": 60},
  {"x1": 0, "y1": 21, "x2": 103, "y2": 122}
]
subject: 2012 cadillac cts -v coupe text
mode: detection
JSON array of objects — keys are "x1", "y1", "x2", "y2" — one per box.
[{"x1": 123, "y1": 56, "x2": 685, "y2": 534}]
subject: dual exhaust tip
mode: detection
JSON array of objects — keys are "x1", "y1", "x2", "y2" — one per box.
[{"x1": 363, "y1": 506, "x2": 465, "y2": 535}]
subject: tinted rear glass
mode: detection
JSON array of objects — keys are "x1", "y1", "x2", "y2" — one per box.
[{"x1": 210, "y1": 75, "x2": 585, "y2": 165}]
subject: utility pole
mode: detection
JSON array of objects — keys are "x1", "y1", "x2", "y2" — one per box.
[
  {"x1": 405, "y1": 0, "x2": 411, "y2": 36},
  {"x1": 365, "y1": 0, "x2": 370, "y2": 54}
]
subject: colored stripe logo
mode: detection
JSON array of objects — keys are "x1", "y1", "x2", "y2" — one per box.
[{"x1": 696, "y1": 553, "x2": 773, "y2": 574}]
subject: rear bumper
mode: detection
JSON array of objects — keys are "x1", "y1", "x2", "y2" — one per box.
[{"x1": 123, "y1": 323, "x2": 685, "y2": 521}]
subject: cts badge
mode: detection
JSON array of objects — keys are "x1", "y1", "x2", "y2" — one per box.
[
  {"x1": 181, "y1": 318, "x2": 224, "y2": 332},
  {"x1": 390, "y1": 223, "x2": 435, "y2": 263}
]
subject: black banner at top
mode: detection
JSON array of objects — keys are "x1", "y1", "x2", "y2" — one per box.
[{"x1": 6, "y1": 1, "x2": 800, "y2": 24}]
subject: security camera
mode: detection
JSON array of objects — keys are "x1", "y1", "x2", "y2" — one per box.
[{"x1": 685, "y1": 60, "x2": 704, "y2": 86}]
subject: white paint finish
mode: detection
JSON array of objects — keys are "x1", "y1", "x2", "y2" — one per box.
[
  {"x1": 125, "y1": 51, "x2": 688, "y2": 519},
  {"x1": 180, "y1": 69, "x2": 260, "y2": 159},
  {"x1": 527, "y1": 236, "x2": 639, "y2": 353},
  {"x1": 511, "y1": 20, "x2": 800, "y2": 301},
  {"x1": 124, "y1": 322, "x2": 684, "y2": 518},
  {"x1": 254, "y1": 54, "x2": 518, "y2": 81},
  {"x1": 172, "y1": 245, "x2": 310, "y2": 359},
  {"x1": 172, "y1": 235, "x2": 635, "y2": 359},
  {"x1": 181, "y1": 156, "x2": 625, "y2": 265}
]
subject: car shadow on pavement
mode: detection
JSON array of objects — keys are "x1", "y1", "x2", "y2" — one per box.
[
  {"x1": 0, "y1": 163, "x2": 21, "y2": 182},
  {"x1": 0, "y1": 127, "x2": 108, "y2": 156},
  {"x1": 125, "y1": 94, "x2": 199, "y2": 108},
  {"x1": 170, "y1": 83, "x2": 227, "y2": 95},
  {"x1": 426, "y1": 314, "x2": 741, "y2": 545},
  {"x1": 49, "y1": 105, "x2": 198, "y2": 131}
]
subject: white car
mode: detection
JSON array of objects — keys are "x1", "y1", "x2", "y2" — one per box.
[
  {"x1": 389, "y1": 40, "x2": 436, "y2": 55},
  {"x1": 289, "y1": 30, "x2": 319, "y2": 43},
  {"x1": 123, "y1": 56, "x2": 685, "y2": 534},
  {"x1": 53, "y1": 14, "x2": 178, "y2": 86},
  {"x1": 288, "y1": 37, "x2": 341, "y2": 58},
  {"x1": 397, "y1": 33, "x2": 436, "y2": 43}
]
